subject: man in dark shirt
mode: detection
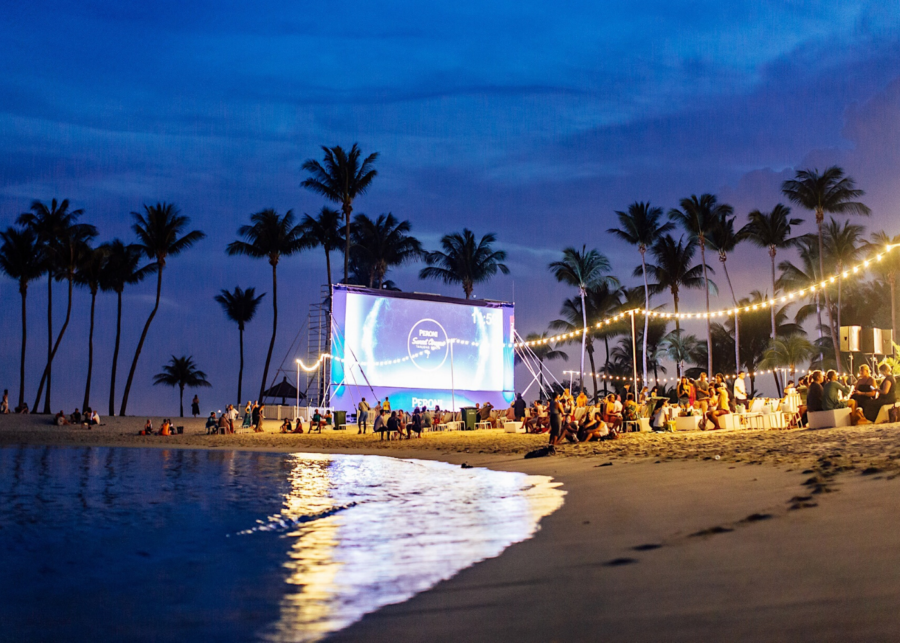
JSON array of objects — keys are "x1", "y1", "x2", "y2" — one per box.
[
  {"x1": 386, "y1": 411, "x2": 401, "y2": 441},
  {"x1": 804, "y1": 371, "x2": 825, "y2": 426},
  {"x1": 513, "y1": 394, "x2": 526, "y2": 421}
]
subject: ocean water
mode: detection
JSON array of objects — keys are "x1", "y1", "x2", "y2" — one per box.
[{"x1": 0, "y1": 446, "x2": 564, "y2": 642}]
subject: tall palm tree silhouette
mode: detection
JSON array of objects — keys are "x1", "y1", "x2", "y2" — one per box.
[
  {"x1": 227, "y1": 209, "x2": 304, "y2": 401},
  {"x1": 215, "y1": 286, "x2": 266, "y2": 405},
  {"x1": 0, "y1": 227, "x2": 44, "y2": 410},
  {"x1": 301, "y1": 144, "x2": 378, "y2": 283},
  {"x1": 782, "y1": 166, "x2": 869, "y2": 368},
  {"x1": 120, "y1": 203, "x2": 205, "y2": 415}
]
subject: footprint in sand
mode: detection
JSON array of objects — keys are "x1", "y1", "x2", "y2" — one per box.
[
  {"x1": 632, "y1": 543, "x2": 662, "y2": 551},
  {"x1": 603, "y1": 557, "x2": 638, "y2": 567}
]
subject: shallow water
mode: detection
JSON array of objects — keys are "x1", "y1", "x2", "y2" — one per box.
[{"x1": 0, "y1": 446, "x2": 563, "y2": 642}]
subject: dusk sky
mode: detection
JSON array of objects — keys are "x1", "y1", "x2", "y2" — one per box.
[{"x1": 2, "y1": 1, "x2": 900, "y2": 414}]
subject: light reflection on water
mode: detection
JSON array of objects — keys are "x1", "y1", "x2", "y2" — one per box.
[{"x1": 0, "y1": 446, "x2": 563, "y2": 642}]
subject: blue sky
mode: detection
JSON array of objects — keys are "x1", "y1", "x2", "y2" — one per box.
[{"x1": 2, "y1": 1, "x2": 900, "y2": 412}]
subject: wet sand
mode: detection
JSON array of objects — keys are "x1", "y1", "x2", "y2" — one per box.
[{"x1": 4, "y1": 414, "x2": 900, "y2": 641}]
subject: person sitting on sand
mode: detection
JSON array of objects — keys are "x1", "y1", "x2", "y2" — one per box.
[
  {"x1": 70, "y1": 408, "x2": 82, "y2": 424},
  {"x1": 159, "y1": 419, "x2": 171, "y2": 436},
  {"x1": 89, "y1": 409, "x2": 100, "y2": 427},
  {"x1": 577, "y1": 410, "x2": 609, "y2": 442},
  {"x1": 823, "y1": 370, "x2": 856, "y2": 413},
  {"x1": 205, "y1": 412, "x2": 218, "y2": 435},
  {"x1": 280, "y1": 418, "x2": 292, "y2": 433},
  {"x1": 706, "y1": 383, "x2": 730, "y2": 430},
  {"x1": 55, "y1": 410, "x2": 69, "y2": 426},
  {"x1": 386, "y1": 411, "x2": 401, "y2": 440},
  {"x1": 651, "y1": 400, "x2": 671, "y2": 431},
  {"x1": 602, "y1": 394, "x2": 622, "y2": 434},
  {"x1": 422, "y1": 407, "x2": 433, "y2": 430},
  {"x1": 17, "y1": 402, "x2": 29, "y2": 414},
  {"x1": 141, "y1": 419, "x2": 153, "y2": 435},
  {"x1": 407, "y1": 407, "x2": 423, "y2": 438}
]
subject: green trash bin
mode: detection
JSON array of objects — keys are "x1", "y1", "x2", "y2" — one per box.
[
  {"x1": 334, "y1": 410, "x2": 347, "y2": 429},
  {"x1": 460, "y1": 407, "x2": 478, "y2": 430}
]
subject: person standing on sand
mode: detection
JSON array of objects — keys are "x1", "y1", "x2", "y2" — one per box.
[
  {"x1": 191, "y1": 395, "x2": 200, "y2": 418},
  {"x1": 251, "y1": 402, "x2": 260, "y2": 430},
  {"x1": 255, "y1": 403, "x2": 266, "y2": 432},
  {"x1": 358, "y1": 397, "x2": 370, "y2": 434},
  {"x1": 733, "y1": 372, "x2": 748, "y2": 410},
  {"x1": 383, "y1": 397, "x2": 391, "y2": 412},
  {"x1": 548, "y1": 393, "x2": 563, "y2": 446},
  {"x1": 693, "y1": 372, "x2": 710, "y2": 414},
  {"x1": 514, "y1": 394, "x2": 526, "y2": 422},
  {"x1": 1, "y1": 389, "x2": 9, "y2": 414}
]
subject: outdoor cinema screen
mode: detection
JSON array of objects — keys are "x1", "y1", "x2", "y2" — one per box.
[{"x1": 330, "y1": 285, "x2": 515, "y2": 412}]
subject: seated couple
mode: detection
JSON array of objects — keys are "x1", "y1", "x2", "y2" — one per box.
[
  {"x1": 142, "y1": 418, "x2": 174, "y2": 436},
  {"x1": 550, "y1": 409, "x2": 614, "y2": 445},
  {"x1": 280, "y1": 418, "x2": 306, "y2": 433}
]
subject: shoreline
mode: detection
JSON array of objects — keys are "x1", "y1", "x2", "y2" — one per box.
[{"x1": 5, "y1": 415, "x2": 900, "y2": 640}]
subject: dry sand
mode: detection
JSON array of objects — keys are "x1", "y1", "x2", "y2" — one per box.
[{"x1": 4, "y1": 414, "x2": 900, "y2": 641}]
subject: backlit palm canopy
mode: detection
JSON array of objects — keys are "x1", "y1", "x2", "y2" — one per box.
[
  {"x1": 419, "y1": 229, "x2": 509, "y2": 299},
  {"x1": 668, "y1": 193, "x2": 731, "y2": 374},
  {"x1": 350, "y1": 213, "x2": 423, "y2": 289},
  {"x1": 215, "y1": 286, "x2": 266, "y2": 404},
  {"x1": 782, "y1": 166, "x2": 869, "y2": 369},
  {"x1": 608, "y1": 201, "x2": 673, "y2": 387},
  {"x1": 548, "y1": 246, "x2": 616, "y2": 393},
  {"x1": 227, "y1": 209, "x2": 304, "y2": 401},
  {"x1": 300, "y1": 206, "x2": 344, "y2": 296},
  {"x1": 153, "y1": 355, "x2": 211, "y2": 417},
  {"x1": 301, "y1": 144, "x2": 378, "y2": 283}
]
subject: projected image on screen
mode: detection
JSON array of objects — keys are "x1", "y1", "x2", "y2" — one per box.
[
  {"x1": 328, "y1": 286, "x2": 515, "y2": 414},
  {"x1": 334, "y1": 290, "x2": 509, "y2": 391}
]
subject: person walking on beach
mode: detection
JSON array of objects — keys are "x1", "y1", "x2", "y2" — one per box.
[
  {"x1": 358, "y1": 397, "x2": 370, "y2": 434},
  {"x1": 548, "y1": 393, "x2": 563, "y2": 446},
  {"x1": 191, "y1": 395, "x2": 200, "y2": 418},
  {"x1": 1, "y1": 389, "x2": 9, "y2": 414}
]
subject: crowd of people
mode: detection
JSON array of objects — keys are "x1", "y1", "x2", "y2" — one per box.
[
  {"x1": 52, "y1": 407, "x2": 101, "y2": 428},
  {"x1": 799, "y1": 363, "x2": 896, "y2": 425}
]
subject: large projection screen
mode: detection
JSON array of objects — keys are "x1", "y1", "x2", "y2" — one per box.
[{"x1": 330, "y1": 285, "x2": 515, "y2": 412}]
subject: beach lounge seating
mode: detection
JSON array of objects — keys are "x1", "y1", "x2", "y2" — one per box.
[
  {"x1": 674, "y1": 415, "x2": 702, "y2": 431},
  {"x1": 504, "y1": 421, "x2": 525, "y2": 433},
  {"x1": 808, "y1": 408, "x2": 853, "y2": 430}
]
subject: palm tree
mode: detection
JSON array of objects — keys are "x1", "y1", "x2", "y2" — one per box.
[
  {"x1": 777, "y1": 235, "x2": 825, "y2": 340},
  {"x1": 865, "y1": 231, "x2": 900, "y2": 349},
  {"x1": 550, "y1": 296, "x2": 603, "y2": 400},
  {"x1": 152, "y1": 355, "x2": 211, "y2": 418},
  {"x1": 521, "y1": 332, "x2": 568, "y2": 401},
  {"x1": 120, "y1": 203, "x2": 205, "y2": 415},
  {"x1": 74, "y1": 245, "x2": 109, "y2": 411},
  {"x1": 823, "y1": 218, "x2": 864, "y2": 348},
  {"x1": 607, "y1": 201, "x2": 674, "y2": 388},
  {"x1": 299, "y1": 206, "x2": 344, "y2": 298},
  {"x1": 586, "y1": 283, "x2": 626, "y2": 395},
  {"x1": 740, "y1": 204, "x2": 803, "y2": 341},
  {"x1": 759, "y1": 335, "x2": 817, "y2": 381},
  {"x1": 215, "y1": 286, "x2": 266, "y2": 405},
  {"x1": 0, "y1": 227, "x2": 44, "y2": 410},
  {"x1": 548, "y1": 246, "x2": 616, "y2": 393},
  {"x1": 782, "y1": 166, "x2": 870, "y2": 368},
  {"x1": 301, "y1": 144, "x2": 379, "y2": 283},
  {"x1": 645, "y1": 234, "x2": 705, "y2": 337},
  {"x1": 419, "y1": 229, "x2": 509, "y2": 298},
  {"x1": 668, "y1": 194, "x2": 733, "y2": 374},
  {"x1": 99, "y1": 240, "x2": 153, "y2": 416},
  {"x1": 227, "y1": 209, "x2": 304, "y2": 401},
  {"x1": 17, "y1": 198, "x2": 95, "y2": 413},
  {"x1": 350, "y1": 213, "x2": 423, "y2": 288},
  {"x1": 707, "y1": 213, "x2": 744, "y2": 372},
  {"x1": 659, "y1": 329, "x2": 704, "y2": 378}
]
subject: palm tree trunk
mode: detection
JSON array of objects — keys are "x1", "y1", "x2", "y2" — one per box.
[
  {"x1": 889, "y1": 274, "x2": 896, "y2": 354},
  {"x1": 45, "y1": 276, "x2": 51, "y2": 413},
  {"x1": 587, "y1": 344, "x2": 598, "y2": 403},
  {"x1": 603, "y1": 336, "x2": 610, "y2": 395},
  {"x1": 18, "y1": 285, "x2": 27, "y2": 410},
  {"x1": 325, "y1": 249, "x2": 332, "y2": 294},
  {"x1": 343, "y1": 203, "x2": 352, "y2": 284},
  {"x1": 770, "y1": 250, "x2": 781, "y2": 396},
  {"x1": 721, "y1": 259, "x2": 740, "y2": 372},
  {"x1": 673, "y1": 290, "x2": 681, "y2": 378},
  {"x1": 120, "y1": 265, "x2": 163, "y2": 416},
  {"x1": 838, "y1": 272, "x2": 843, "y2": 368},
  {"x1": 109, "y1": 291, "x2": 122, "y2": 416},
  {"x1": 237, "y1": 325, "x2": 244, "y2": 405},
  {"x1": 817, "y1": 213, "x2": 841, "y2": 369},
  {"x1": 700, "y1": 241, "x2": 712, "y2": 374},
  {"x1": 83, "y1": 290, "x2": 96, "y2": 411},
  {"x1": 34, "y1": 276, "x2": 74, "y2": 413},
  {"x1": 579, "y1": 287, "x2": 587, "y2": 394},
  {"x1": 179, "y1": 384, "x2": 185, "y2": 418},
  {"x1": 641, "y1": 251, "x2": 650, "y2": 387},
  {"x1": 259, "y1": 262, "x2": 278, "y2": 401}
]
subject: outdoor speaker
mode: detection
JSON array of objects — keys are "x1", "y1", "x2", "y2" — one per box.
[
  {"x1": 861, "y1": 328, "x2": 894, "y2": 355},
  {"x1": 840, "y1": 326, "x2": 861, "y2": 352}
]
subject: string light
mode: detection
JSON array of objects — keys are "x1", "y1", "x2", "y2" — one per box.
[{"x1": 515, "y1": 243, "x2": 900, "y2": 349}]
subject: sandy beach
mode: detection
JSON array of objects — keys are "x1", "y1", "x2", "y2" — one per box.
[{"x1": 4, "y1": 414, "x2": 900, "y2": 641}]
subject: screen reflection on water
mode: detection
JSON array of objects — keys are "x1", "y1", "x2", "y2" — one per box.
[{"x1": 0, "y1": 447, "x2": 563, "y2": 642}]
